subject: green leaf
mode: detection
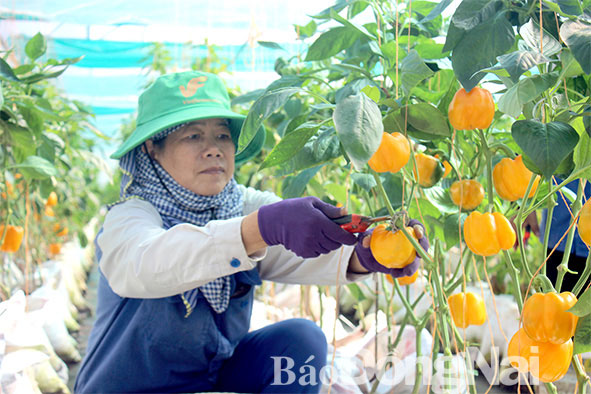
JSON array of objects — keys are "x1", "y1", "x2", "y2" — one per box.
[
  {"x1": 497, "y1": 73, "x2": 558, "y2": 118},
  {"x1": 7, "y1": 123, "x2": 36, "y2": 161},
  {"x1": 444, "y1": 213, "x2": 466, "y2": 247},
  {"x1": 381, "y1": 173, "x2": 404, "y2": 210},
  {"x1": 25, "y1": 33, "x2": 47, "y2": 61},
  {"x1": 556, "y1": 0, "x2": 583, "y2": 15},
  {"x1": 443, "y1": 22, "x2": 466, "y2": 53},
  {"x1": 574, "y1": 314, "x2": 591, "y2": 354},
  {"x1": 330, "y1": 9, "x2": 375, "y2": 40},
  {"x1": 13, "y1": 155, "x2": 57, "y2": 180},
  {"x1": 305, "y1": 26, "x2": 361, "y2": 61},
  {"x1": 519, "y1": 19, "x2": 562, "y2": 57},
  {"x1": 238, "y1": 87, "x2": 302, "y2": 154},
  {"x1": 423, "y1": 186, "x2": 458, "y2": 214},
  {"x1": 265, "y1": 75, "x2": 305, "y2": 92},
  {"x1": 284, "y1": 99, "x2": 302, "y2": 119},
  {"x1": 333, "y1": 93, "x2": 383, "y2": 171},
  {"x1": 572, "y1": 117, "x2": 591, "y2": 180},
  {"x1": 325, "y1": 182, "x2": 348, "y2": 204},
  {"x1": 13, "y1": 64, "x2": 35, "y2": 75},
  {"x1": 404, "y1": 103, "x2": 451, "y2": 137},
  {"x1": 561, "y1": 49, "x2": 585, "y2": 78},
  {"x1": 0, "y1": 84, "x2": 3, "y2": 109},
  {"x1": 19, "y1": 104, "x2": 44, "y2": 134},
  {"x1": 511, "y1": 120, "x2": 580, "y2": 179},
  {"x1": 560, "y1": 20, "x2": 591, "y2": 74},
  {"x1": 451, "y1": 14, "x2": 515, "y2": 91},
  {"x1": 497, "y1": 50, "x2": 551, "y2": 82},
  {"x1": 260, "y1": 123, "x2": 321, "y2": 170},
  {"x1": 310, "y1": 0, "x2": 353, "y2": 19},
  {"x1": 281, "y1": 166, "x2": 323, "y2": 198},
  {"x1": 400, "y1": 50, "x2": 434, "y2": 95},
  {"x1": 568, "y1": 287, "x2": 591, "y2": 317},
  {"x1": 361, "y1": 85, "x2": 380, "y2": 103},
  {"x1": 351, "y1": 173, "x2": 377, "y2": 193},
  {"x1": 0, "y1": 58, "x2": 19, "y2": 82},
  {"x1": 277, "y1": 128, "x2": 341, "y2": 175},
  {"x1": 420, "y1": 0, "x2": 454, "y2": 23},
  {"x1": 451, "y1": 0, "x2": 502, "y2": 30},
  {"x1": 19, "y1": 68, "x2": 69, "y2": 84},
  {"x1": 294, "y1": 20, "x2": 317, "y2": 39},
  {"x1": 231, "y1": 89, "x2": 265, "y2": 106},
  {"x1": 414, "y1": 41, "x2": 450, "y2": 60},
  {"x1": 257, "y1": 41, "x2": 285, "y2": 51}
]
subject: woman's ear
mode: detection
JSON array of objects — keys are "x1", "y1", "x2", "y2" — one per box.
[{"x1": 143, "y1": 140, "x2": 158, "y2": 160}]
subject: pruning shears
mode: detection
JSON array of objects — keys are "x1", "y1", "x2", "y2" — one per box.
[{"x1": 331, "y1": 214, "x2": 391, "y2": 233}]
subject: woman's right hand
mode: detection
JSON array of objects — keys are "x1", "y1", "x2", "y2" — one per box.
[
  {"x1": 257, "y1": 196, "x2": 358, "y2": 258},
  {"x1": 354, "y1": 219, "x2": 429, "y2": 277}
]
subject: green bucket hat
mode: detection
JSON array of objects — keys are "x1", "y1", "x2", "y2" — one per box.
[{"x1": 111, "y1": 70, "x2": 265, "y2": 165}]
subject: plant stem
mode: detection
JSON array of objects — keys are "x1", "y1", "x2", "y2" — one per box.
[
  {"x1": 534, "y1": 274, "x2": 556, "y2": 293},
  {"x1": 542, "y1": 193, "x2": 557, "y2": 276},
  {"x1": 573, "y1": 253, "x2": 591, "y2": 297},
  {"x1": 503, "y1": 250, "x2": 524, "y2": 311},
  {"x1": 371, "y1": 170, "x2": 395, "y2": 216},
  {"x1": 393, "y1": 280, "x2": 419, "y2": 325},
  {"x1": 555, "y1": 180, "x2": 585, "y2": 292},
  {"x1": 515, "y1": 174, "x2": 539, "y2": 280},
  {"x1": 574, "y1": 355, "x2": 590, "y2": 394},
  {"x1": 478, "y1": 129, "x2": 495, "y2": 213},
  {"x1": 412, "y1": 318, "x2": 428, "y2": 394}
]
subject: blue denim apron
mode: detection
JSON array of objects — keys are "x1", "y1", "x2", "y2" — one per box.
[{"x1": 74, "y1": 236, "x2": 262, "y2": 393}]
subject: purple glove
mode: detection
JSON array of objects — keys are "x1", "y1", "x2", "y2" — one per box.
[
  {"x1": 258, "y1": 196, "x2": 358, "y2": 258},
  {"x1": 355, "y1": 219, "x2": 429, "y2": 277}
]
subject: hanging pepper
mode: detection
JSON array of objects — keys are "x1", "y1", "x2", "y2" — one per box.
[
  {"x1": 493, "y1": 155, "x2": 540, "y2": 201},
  {"x1": 449, "y1": 179, "x2": 485, "y2": 211},
  {"x1": 413, "y1": 153, "x2": 444, "y2": 188},
  {"x1": 522, "y1": 291, "x2": 578, "y2": 345},
  {"x1": 447, "y1": 292, "x2": 487, "y2": 328},
  {"x1": 0, "y1": 225, "x2": 24, "y2": 253},
  {"x1": 508, "y1": 327, "x2": 573, "y2": 383},
  {"x1": 370, "y1": 224, "x2": 418, "y2": 268},
  {"x1": 463, "y1": 211, "x2": 516, "y2": 256},
  {"x1": 448, "y1": 87, "x2": 495, "y2": 130},
  {"x1": 368, "y1": 132, "x2": 410, "y2": 173}
]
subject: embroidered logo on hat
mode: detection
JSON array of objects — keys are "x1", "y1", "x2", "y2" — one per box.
[{"x1": 179, "y1": 76, "x2": 207, "y2": 98}]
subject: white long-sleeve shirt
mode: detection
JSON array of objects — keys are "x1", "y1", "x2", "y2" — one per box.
[{"x1": 98, "y1": 185, "x2": 367, "y2": 299}]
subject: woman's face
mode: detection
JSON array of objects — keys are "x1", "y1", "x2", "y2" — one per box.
[{"x1": 147, "y1": 118, "x2": 235, "y2": 196}]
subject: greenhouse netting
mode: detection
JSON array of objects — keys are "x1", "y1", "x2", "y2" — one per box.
[{"x1": 1, "y1": 0, "x2": 334, "y2": 153}]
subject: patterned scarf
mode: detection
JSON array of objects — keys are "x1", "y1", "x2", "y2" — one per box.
[{"x1": 115, "y1": 124, "x2": 244, "y2": 315}]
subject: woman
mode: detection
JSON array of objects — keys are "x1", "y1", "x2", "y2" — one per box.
[{"x1": 74, "y1": 70, "x2": 427, "y2": 393}]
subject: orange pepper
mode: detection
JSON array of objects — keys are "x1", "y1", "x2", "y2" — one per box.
[
  {"x1": 368, "y1": 132, "x2": 410, "y2": 173},
  {"x1": 579, "y1": 198, "x2": 591, "y2": 246},
  {"x1": 386, "y1": 269, "x2": 419, "y2": 286},
  {"x1": 370, "y1": 224, "x2": 417, "y2": 269},
  {"x1": 508, "y1": 327, "x2": 573, "y2": 383},
  {"x1": 522, "y1": 292, "x2": 578, "y2": 345},
  {"x1": 49, "y1": 243, "x2": 62, "y2": 256},
  {"x1": 463, "y1": 211, "x2": 516, "y2": 256},
  {"x1": 46, "y1": 191, "x2": 58, "y2": 207},
  {"x1": 493, "y1": 155, "x2": 540, "y2": 201},
  {"x1": 448, "y1": 87, "x2": 495, "y2": 130},
  {"x1": 449, "y1": 179, "x2": 485, "y2": 211},
  {"x1": 447, "y1": 292, "x2": 487, "y2": 328},
  {"x1": 0, "y1": 225, "x2": 25, "y2": 253},
  {"x1": 413, "y1": 153, "x2": 444, "y2": 188}
]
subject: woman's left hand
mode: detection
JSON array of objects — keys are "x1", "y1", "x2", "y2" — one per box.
[{"x1": 354, "y1": 219, "x2": 429, "y2": 277}]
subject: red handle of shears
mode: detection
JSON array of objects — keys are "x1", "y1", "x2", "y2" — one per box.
[{"x1": 331, "y1": 214, "x2": 372, "y2": 233}]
